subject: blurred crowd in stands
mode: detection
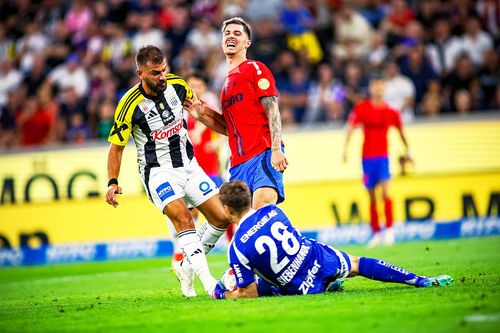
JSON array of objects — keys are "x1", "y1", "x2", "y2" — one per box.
[{"x1": 0, "y1": 0, "x2": 499, "y2": 149}]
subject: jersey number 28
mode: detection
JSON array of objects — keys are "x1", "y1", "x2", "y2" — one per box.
[{"x1": 255, "y1": 222, "x2": 300, "y2": 274}]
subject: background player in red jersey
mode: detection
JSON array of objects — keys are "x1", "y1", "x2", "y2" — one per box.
[
  {"x1": 342, "y1": 76, "x2": 412, "y2": 247},
  {"x1": 185, "y1": 17, "x2": 288, "y2": 209}
]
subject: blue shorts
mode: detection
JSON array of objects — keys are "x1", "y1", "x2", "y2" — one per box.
[
  {"x1": 229, "y1": 148, "x2": 285, "y2": 204},
  {"x1": 362, "y1": 157, "x2": 391, "y2": 189}
]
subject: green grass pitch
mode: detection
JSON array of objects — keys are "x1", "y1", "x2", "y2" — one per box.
[{"x1": 0, "y1": 236, "x2": 499, "y2": 333}]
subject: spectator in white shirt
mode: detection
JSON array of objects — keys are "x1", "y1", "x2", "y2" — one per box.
[
  {"x1": 0, "y1": 59, "x2": 23, "y2": 108},
  {"x1": 132, "y1": 12, "x2": 165, "y2": 52},
  {"x1": 426, "y1": 17, "x2": 464, "y2": 77},
  {"x1": 383, "y1": 60, "x2": 416, "y2": 123},
  {"x1": 461, "y1": 15, "x2": 494, "y2": 66},
  {"x1": 48, "y1": 53, "x2": 89, "y2": 98}
]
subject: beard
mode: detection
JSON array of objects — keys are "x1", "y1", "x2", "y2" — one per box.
[{"x1": 145, "y1": 78, "x2": 166, "y2": 95}]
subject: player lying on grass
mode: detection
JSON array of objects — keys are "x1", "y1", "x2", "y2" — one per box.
[{"x1": 211, "y1": 181, "x2": 453, "y2": 299}]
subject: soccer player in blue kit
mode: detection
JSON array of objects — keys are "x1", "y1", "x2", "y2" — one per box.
[{"x1": 212, "y1": 181, "x2": 453, "y2": 299}]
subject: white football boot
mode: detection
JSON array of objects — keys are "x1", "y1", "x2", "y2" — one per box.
[{"x1": 172, "y1": 259, "x2": 197, "y2": 297}]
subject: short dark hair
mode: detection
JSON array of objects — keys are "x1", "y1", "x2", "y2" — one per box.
[
  {"x1": 135, "y1": 45, "x2": 165, "y2": 68},
  {"x1": 221, "y1": 17, "x2": 252, "y2": 40},
  {"x1": 219, "y1": 181, "x2": 251, "y2": 214}
]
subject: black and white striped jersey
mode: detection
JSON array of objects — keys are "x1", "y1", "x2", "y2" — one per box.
[{"x1": 108, "y1": 74, "x2": 195, "y2": 171}]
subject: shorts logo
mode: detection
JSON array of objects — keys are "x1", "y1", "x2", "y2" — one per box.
[
  {"x1": 199, "y1": 181, "x2": 213, "y2": 196},
  {"x1": 156, "y1": 182, "x2": 175, "y2": 201}
]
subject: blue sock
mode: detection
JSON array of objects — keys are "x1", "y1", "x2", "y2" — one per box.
[{"x1": 358, "y1": 257, "x2": 423, "y2": 285}]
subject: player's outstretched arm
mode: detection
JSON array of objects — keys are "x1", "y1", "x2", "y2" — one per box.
[
  {"x1": 105, "y1": 143, "x2": 125, "y2": 208},
  {"x1": 184, "y1": 98, "x2": 227, "y2": 136},
  {"x1": 261, "y1": 96, "x2": 288, "y2": 172}
]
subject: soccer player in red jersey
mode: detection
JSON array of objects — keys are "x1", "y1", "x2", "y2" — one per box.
[
  {"x1": 185, "y1": 17, "x2": 288, "y2": 209},
  {"x1": 342, "y1": 76, "x2": 412, "y2": 247}
]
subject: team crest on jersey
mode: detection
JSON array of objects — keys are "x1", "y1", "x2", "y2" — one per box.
[
  {"x1": 168, "y1": 96, "x2": 179, "y2": 107},
  {"x1": 258, "y1": 78, "x2": 270, "y2": 90}
]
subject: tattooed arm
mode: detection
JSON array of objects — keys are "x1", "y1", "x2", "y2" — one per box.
[{"x1": 261, "y1": 96, "x2": 288, "y2": 172}]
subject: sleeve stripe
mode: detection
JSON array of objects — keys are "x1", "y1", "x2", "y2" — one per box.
[
  {"x1": 116, "y1": 87, "x2": 140, "y2": 121},
  {"x1": 118, "y1": 89, "x2": 141, "y2": 122},
  {"x1": 167, "y1": 78, "x2": 193, "y2": 100},
  {"x1": 166, "y1": 73, "x2": 181, "y2": 80}
]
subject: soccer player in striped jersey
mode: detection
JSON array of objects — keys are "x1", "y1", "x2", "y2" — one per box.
[
  {"x1": 342, "y1": 76, "x2": 412, "y2": 247},
  {"x1": 211, "y1": 181, "x2": 452, "y2": 299},
  {"x1": 185, "y1": 17, "x2": 288, "y2": 210},
  {"x1": 105, "y1": 45, "x2": 230, "y2": 297}
]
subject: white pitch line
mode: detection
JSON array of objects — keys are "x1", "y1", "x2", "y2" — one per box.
[
  {"x1": 0, "y1": 261, "x2": 228, "y2": 289},
  {"x1": 464, "y1": 313, "x2": 500, "y2": 323}
]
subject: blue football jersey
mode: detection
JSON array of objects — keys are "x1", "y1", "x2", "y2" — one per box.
[{"x1": 228, "y1": 205, "x2": 349, "y2": 295}]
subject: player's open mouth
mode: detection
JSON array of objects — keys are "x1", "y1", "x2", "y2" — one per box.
[{"x1": 226, "y1": 41, "x2": 236, "y2": 48}]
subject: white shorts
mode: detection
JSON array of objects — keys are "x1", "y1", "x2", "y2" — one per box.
[{"x1": 140, "y1": 159, "x2": 219, "y2": 213}]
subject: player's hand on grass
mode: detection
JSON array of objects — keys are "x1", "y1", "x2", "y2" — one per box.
[
  {"x1": 105, "y1": 184, "x2": 122, "y2": 208},
  {"x1": 271, "y1": 149, "x2": 288, "y2": 172}
]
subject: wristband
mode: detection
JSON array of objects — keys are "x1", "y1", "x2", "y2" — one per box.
[{"x1": 108, "y1": 178, "x2": 118, "y2": 187}]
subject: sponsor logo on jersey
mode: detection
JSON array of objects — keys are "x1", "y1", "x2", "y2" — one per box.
[
  {"x1": 110, "y1": 123, "x2": 128, "y2": 142},
  {"x1": 298, "y1": 260, "x2": 321, "y2": 294},
  {"x1": 150, "y1": 119, "x2": 183, "y2": 141},
  {"x1": 161, "y1": 109, "x2": 174, "y2": 123},
  {"x1": 156, "y1": 182, "x2": 175, "y2": 201},
  {"x1": 222, "y1": 93, "x2": 243, "y2": 109},
  {"x1": 233, "y1": 264, "x2": 243, "y2": 283},
  {"x1": 240, "y1": 209, "x2": 278, "y2": 243},
  {"x1": 276, "y1": 243, "x2": 310, "y2": 286}
]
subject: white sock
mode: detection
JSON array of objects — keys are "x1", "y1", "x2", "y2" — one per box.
[
  {"x1": 197, "y1": 222, "x2": 226, "y2": 254},
  {"x1": 178, "y1": 229, "x2": 216, "y2": 293}
]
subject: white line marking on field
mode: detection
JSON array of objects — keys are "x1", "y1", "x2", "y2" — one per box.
[
  {"x1": 0, "y1": 261, "x2": 228, "y2": 289},
  {"x1": 464, "y1": 313, "x2": 500, "y2": 323}
]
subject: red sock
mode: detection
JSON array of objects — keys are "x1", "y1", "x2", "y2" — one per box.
[
  {"x1": 370, "y1": 202, "x2": 380, "y2": 233},
  {"x1": 225, "y1": 223, "x2": 235, "y2": 242},
  {"x1": 384, "y1": 198, "x2": 393, "y2": 228}
]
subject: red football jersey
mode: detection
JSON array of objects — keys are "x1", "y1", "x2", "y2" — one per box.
[
  {"x1": 348, "y1": 100, "x2": 402, "y2": 158},
  {"x1": 187, "y1": 116, "x2": 220, "y2": 176},
  {"x1": 220, "y1": 60, "x2": 279, "y2": 167}
]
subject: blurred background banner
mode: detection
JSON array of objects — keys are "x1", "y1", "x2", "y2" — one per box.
[{"x1": 1, "y1": 117, "x2": 499, "y2": 262}]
